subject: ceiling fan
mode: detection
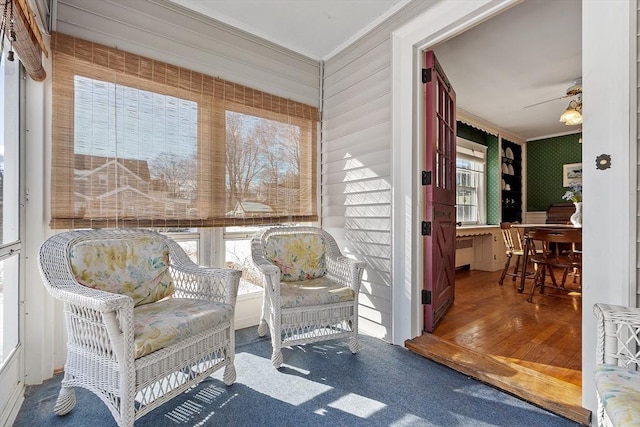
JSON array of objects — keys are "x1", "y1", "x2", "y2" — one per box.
[
  {"x1": 524, "y1": 78, "x2": 582, "y2": 109},
  {"x1": 525, "y1": 78, "x2": 583, "y2": 126}
]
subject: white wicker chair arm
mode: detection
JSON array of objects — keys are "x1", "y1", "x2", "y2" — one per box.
[
  {"x1": 38, "y1": 270, "x2": 135, "y2": 367},
  {"x1": 39, "y1": 255, "x2": 134, "y2": 313},
  {"x1": 251, "y1": 259, "x2": 281, "y2": 298},
  {"x1": 170, "y1": 263, "x2": 242, "y2": 306},
  {"x1": 594, "y1": 303, "x2": 640, "y2": 367},
  {"x1": 250, "y1": 234, "x2": 282, "y2": 287},
  {"x1": 252, "y1": 259, "x2": 281, "y2": 277},
  {"x1": 326, "y1": 255, "x2": 366, "y2": 291}
]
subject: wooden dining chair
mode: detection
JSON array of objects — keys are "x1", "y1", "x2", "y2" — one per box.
[
  {"x1": 498, "y1": 222, "x2": 530, "y2": 285},
  {"x1": 526, "y1": 227, "x2": 582, "y2": 303}
]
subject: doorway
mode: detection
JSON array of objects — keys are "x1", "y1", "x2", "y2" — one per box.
[{"x1": 390, "y1": 0, "x2": 585, "y2": 419}]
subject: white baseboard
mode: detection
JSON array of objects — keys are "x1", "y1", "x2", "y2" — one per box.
[{"x1": 235, "y1": 291, "x2": 262, "y2": 330}]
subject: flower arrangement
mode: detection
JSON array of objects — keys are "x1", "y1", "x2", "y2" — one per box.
[{"x1": 562, "y1": 182, "x2": 582, "y2": 203}]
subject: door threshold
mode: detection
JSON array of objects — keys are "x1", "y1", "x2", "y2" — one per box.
[{"x1": 405, "y1": 333, "x2": 591, "y2": 425}]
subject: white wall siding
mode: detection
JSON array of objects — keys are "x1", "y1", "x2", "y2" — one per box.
[
  {"x1": 321, "y1": 1, "x2": 439, "y2": 340},
  {"x1": 54, "y1": 0, "x2": 320, "y2": 106}
]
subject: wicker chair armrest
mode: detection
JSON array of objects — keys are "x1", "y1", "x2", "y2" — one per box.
[
  {"x1": 171, "y1": 263, "x2": 242, "y2": 306},
  {"x1": 326, "y1": 255, "x2": 366, "y2": 292},
  {"x1": 250, "y1": 235, "x2": 282, "y2": 277},
  {"x1": 594, "y1": 303, "x2": 640, "y2": 367},
  {"x1": 251, "y1": 259, "x2": 281, "y2": 296},
  {"x1": 40, "y1": 268, "x2": 134, "y2": 313},
  {"x1": 252, "y1": 258, "x2": 281, "y2": 277},
  {"x1": 38, "y1": 271, "x2": 135, "y2": 364}
]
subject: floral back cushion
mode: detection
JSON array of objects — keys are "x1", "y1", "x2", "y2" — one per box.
[
  {"x1": 70, "y1": 236, "x2": 174, "y2": 307},
  {"x1": 264, "y1": 233, "x2": 327, "y2": 282}
]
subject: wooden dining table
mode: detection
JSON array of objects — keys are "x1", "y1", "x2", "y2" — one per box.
[{"x1": 511, "y1": 223, "x2": 582, "y2": 293}]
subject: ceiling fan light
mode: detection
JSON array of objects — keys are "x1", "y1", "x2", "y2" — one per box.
[
  {"x1": 560, "y1": 100, "x2": 583, "y2": 125},
  {"x1": 564, "y1": 114, "x2": 583, "y2": 125}
]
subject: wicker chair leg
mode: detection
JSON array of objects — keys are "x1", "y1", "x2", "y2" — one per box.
[
  {"x1": 349, "y1": 336, "x2": 360, "y2": 354},
  {"x1": 223, "y1": 363, "x2": 236, "y2": 386},
  {"x1": 271, "y1": 348, "x2": 283, "y2": 368},
  {"x1": 257, "y1": 319, "x2": 269, "y2": 337},
  {"x1": 53, "y1": 386, "x2": 76, "y2": 416}
]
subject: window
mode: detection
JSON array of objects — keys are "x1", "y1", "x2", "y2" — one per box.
[
  {"x1": 50, "y1": 32, "x2": 319, "y2": 229},
  {"x1": 0, "y1": 49, "x2": 24, "y2": 414},
  {"x1": 456, "y1": 138, "x2": 486, "y2": 225}
]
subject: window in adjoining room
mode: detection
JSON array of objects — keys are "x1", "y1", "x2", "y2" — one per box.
[{"x1": 456, "y1": 138, "x2": 486, "y2": 225}]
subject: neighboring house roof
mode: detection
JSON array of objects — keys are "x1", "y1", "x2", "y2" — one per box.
[
  {"x1": 239, "y1": 201, "x2": 273, "y2": 212},
  {"x1": 74, "y1": 153, "x2": 152, "y2": 182},
  {"x1": 96, "y1": 184, "x2": 154, "y2": 200},
  {"x1": 227, "y1": 201, "x2": 273, "y2": 216}
]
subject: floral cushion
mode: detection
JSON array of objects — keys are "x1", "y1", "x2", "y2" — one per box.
[
  {"x1": 133, "y1": 298, "x2": 232, "y2": 358},
  {"x1": 280, "y1": 276, "x2": 354, "y2": 308},
  {"x1": 70, "y1": 237, "x2": 174, "y2": 307},
  {"x1": 594, "y1": 364, "x2": 640, "y2": 426},
  {"x1": 264, "y1": 234, "x2": 327, "y2": 282}
]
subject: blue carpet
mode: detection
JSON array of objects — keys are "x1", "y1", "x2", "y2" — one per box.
[{"x1": 14, "y1": 328, "x2": 581, "y2": 426}]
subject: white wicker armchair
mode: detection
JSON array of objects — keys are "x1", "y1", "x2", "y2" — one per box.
[
  {"x1": 251, "y1": 226, "x2": 366, "y2": 368},
  {"x1": 38, "y1": 229, "x2": 242, "y2": 427},
  {"x1": 593, "y1": 303, "x2": 640, "y2": 427}
]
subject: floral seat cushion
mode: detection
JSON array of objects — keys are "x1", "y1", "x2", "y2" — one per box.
[
  {"x1": 594, "y1": 364, "x2": 640, "y2": 426},
  {"x1": 264, "y1": 234, "x2": 327, "y2": 282},
  {"x1": 133, "y1": 298, "x2": 233, "y2": 358},
  {"x1": 280, "y1": 276, "x2": 355, "y2": 309},
  {"x1": 70, "y1": 237, "x2": 174, "y2": 307}
]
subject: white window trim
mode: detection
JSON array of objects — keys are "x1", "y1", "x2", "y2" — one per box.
[{"x1": 456, "y1": 137, "x2": 487, "y2": 225}]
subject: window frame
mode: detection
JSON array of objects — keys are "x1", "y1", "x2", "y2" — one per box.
[{"x1": 456, "y1": 137, "x2": 487, "y2": 225}]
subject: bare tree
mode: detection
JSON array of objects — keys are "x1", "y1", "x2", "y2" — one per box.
[
  {"x1": 149, "y1": 152, "x2": 197, "y2": 199},
  {"x1": 224, "y1": 112, "x2": 303, "y2": 215},
  {"x1": 225, "y1": 112, "x2": 265, "y2": 210}
]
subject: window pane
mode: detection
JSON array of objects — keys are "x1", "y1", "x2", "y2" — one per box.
[
  {"x1": 225, "y1": 111, "x2": 305, "y2": 221},
  {"x1": 224, "y1": 237, "x2": 262, "y2": 295},
  {"x1": 0, "y1": 56, "x2": 19, "y2": 244},
  {"x1": 456, "y1": 140, "x2": 486, "y2": 225},
  {"x1": 0, "y1": 254, "x2": 19, "y2": 364},
  {"x1": 52, "y1": 34, "x2": 319, "y2": 229},
  {"x1": 73, "y1": 76, "x2": 199, "y2": 222},
  {"x1": 0, "y1": 52, "x2": 20, "y2": 368}
]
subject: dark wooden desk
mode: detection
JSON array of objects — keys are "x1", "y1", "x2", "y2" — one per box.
[{"x1": 511, "y1": 224, "x2": 582, "y2": 293}]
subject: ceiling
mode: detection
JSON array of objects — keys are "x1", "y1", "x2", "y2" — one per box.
[
  {"x1": 168, "y1": 0, "x2": 582, "y2": 141},
  {"x1": 167, "y1": 0, "x2": 411, "y2": 59}
]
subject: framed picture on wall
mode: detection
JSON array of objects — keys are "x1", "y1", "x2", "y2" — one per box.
[{"x1": 563, "y1": 163, "x2": 582, "y2": 187}]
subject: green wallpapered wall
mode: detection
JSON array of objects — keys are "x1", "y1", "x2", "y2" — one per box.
[
  {"x1": 457, "y1": 122, "x2": 500, "y2": 224},
  {"x1": 526, "y1": 133, "x2": 582, "y2": 211}
]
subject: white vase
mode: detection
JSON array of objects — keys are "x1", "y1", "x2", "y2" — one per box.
[{"x1": 570, "y1": 202, "x2": 582, "y2": 226}]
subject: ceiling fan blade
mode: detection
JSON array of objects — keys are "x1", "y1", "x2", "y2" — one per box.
[{"x1": 523, "y1": 94, "x2": 569, "y2": 109}]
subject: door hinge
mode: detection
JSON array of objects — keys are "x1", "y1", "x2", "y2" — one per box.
[
  {"x1": 422, "y1": 68, "x2": 432, "y2": 84},
  {"x1": 422, "y1": 170, "x2": 431, "y2": 185},
  {"x1": 422, "y1": 289, "x2": 432, "y2": 305},
  {"x1": 421, "y1": 221, "x2": 431, "y2": 236}
]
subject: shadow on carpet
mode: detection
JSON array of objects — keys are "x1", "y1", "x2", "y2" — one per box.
[{"x1": 14, "y1": 328, "x2": 581, "y2": 426}]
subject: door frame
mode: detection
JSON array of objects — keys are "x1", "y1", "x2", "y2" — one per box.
[
  {"x1": 390, "y1": 0, "x2": 636, "y2": 416},
  {"x1": 390, "y1": 0, "x2": 519, "y2": 347}
]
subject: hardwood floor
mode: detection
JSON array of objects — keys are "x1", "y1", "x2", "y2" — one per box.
[{"x1": 405, "y1": 268, "x2": 590, "y2": 425}]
